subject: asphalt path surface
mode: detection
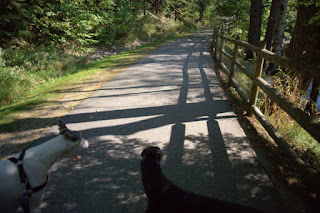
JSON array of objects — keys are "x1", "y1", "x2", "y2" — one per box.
[{"x1": 38, "y1": 30, "x2": 283, "y2": 212}]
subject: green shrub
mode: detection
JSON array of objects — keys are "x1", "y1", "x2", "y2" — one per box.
[
  {"x1": 0, "y1": 46, "x2": 88, "y2": 104},
  {"x1": 0, "y1": 64, "x2": 31, "y2": 104}
]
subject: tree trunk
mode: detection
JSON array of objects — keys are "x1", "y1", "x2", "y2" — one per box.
[
  {"x1": 174, "y1": 8, "x2": 178, "y2": 21},
  {"x1": 245, "y1": 0, "x2": 263, "y2": 61},
  {"x1": 264, "y1": 0, "x2": 280, "y2": 51},
  {"x1": 267, "y1": 0, "x2": 288, "y2": 73},
  {"x1": 286, "y1": 1, "x2": 320, "y2": 114},
  {"x1": 199, "y1": 1, "x2": 205, "y2": 22},
  {"x1": 272, "y1": 0, "x2": 288, "y2": 56},
  {"x1": 286, "y1": 2, "x2": 320, "y2": 90}
]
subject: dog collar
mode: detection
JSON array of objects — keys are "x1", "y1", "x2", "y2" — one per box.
[{"x1": 9, "y1": 150, "x2": 49, "y2": 213}]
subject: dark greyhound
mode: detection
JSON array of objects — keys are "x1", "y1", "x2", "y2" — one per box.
[{"x1": 140, "y1": 146, "x2": 264, "y2": 213}]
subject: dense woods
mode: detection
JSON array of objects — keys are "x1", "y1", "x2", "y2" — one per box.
[{"x1": 0, "y1": 0, "x2": 319, "y2": 107}]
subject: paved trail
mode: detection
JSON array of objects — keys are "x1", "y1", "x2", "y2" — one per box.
[{"x1": 39, "y1": 30, "x2": 283, "y2": 212}]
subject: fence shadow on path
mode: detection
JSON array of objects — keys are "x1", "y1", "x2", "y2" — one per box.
[
  {"x1": 162, "y1": 39, "x2": 281, "y2": 212},
  {"x1": 31, "y1": 31, "x2": 281, "y2": 212}
]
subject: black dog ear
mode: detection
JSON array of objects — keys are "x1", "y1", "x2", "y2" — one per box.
[
  {"x1": 58, "y1": 119, "x2": 68, "y2": 134},
  {"x1": 156, "y1": 147, "x2": 162, "y2": 161},
  {"x1": 65, "y1": 130, "x2": 81, "y2": 142},
  {"x1": 141, "y1": 149, "x2": 146, "y2": 159}
]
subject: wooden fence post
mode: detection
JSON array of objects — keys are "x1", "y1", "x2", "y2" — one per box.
[
  {"x1": 219, "y1": 30, "x2": 225, "y2": 65},
  {"x1": 213, "y1": 27, "x2": 218, "y2": 61},
  {"x1": 212, "y1": 27, "x2": 215, "y2": 53},
  {"x1": 228, "y1": 38, "x2": 239, "y2": 85},
  {"x1": 215, "y1": 28, "x2": 219, "y2": 61},
  {"x1": 248, "y1": 41, "x2": 266, "y2": 116}
]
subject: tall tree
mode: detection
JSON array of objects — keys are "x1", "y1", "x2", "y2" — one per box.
[
  {"x1": 198, "y1": 0, "x2": 206, "y2": 22},
  {"x1": 286, "y1": 0, "x2": 320, "y2": 114},
  {"x1": 271, "y1": 0, "x2": 288, "y2": 56},
  {"x1": 267, "y1": 0, "x2": 288, "y2": 73},
  {"x1": 264, "y1": 0, "x2": 280, "y2": 51},
  {"x1": 166, "y1": 0, "x2": 188, "y2": 21},
  {"x1": 245, "y1": 0, "x2": 264, "y2": 60},
  {"x1": 147, "y1": 0, "x2": 165, "y2": 14}
]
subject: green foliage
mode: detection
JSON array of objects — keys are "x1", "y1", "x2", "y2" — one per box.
[
  {"x1": 0, "y1": 49, "x2": 33, "y2": 103},
  {"x1": 0, "y1": 0, "x2": 299, "y2": 106},
  {"x1": 0, "y1": 0, "x2": 115, "y2": 48},
  {"x1": 211, "y1": 0, "x2": 299, "y2": 42},
  {"x1": 0, "y1": 46, "x2": 88, "y2": 104},
  {"x1": 0, "y1": 0, "x2": 213, "y2": 49},
  {"x1": 134, "y1": 15, "x2": 196, "y2": 41},
  {"x1": 0, "y1": 2, "x2": 199, "y2": 105},
  {"x1": 210, "y1": 0, "x2": 251, "y2": 39},
  {"x1": 300, "y1": 0, "x2": 320, "y2": 25}
]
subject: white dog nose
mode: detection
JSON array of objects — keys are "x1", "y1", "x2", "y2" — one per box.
[{"x1": 81, "y1": 139, "x2": 89, "y2": 148}]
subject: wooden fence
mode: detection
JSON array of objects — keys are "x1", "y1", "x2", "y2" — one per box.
[{"x1": 212, "y1": 27, "x2": 320, "y2": 192}]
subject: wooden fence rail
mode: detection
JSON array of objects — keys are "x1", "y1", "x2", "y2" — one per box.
[{"x1": 212, "y1": 27, "x2": 320, "y2": 192}]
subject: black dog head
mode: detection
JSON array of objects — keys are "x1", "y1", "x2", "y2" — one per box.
[{"x1": 141, "y1": 146, "x2": 163, "y2": 162}]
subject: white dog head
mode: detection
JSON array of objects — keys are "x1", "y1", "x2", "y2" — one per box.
[{"x1": 58, "y1": 119, "x2": 89, "y2": 161}]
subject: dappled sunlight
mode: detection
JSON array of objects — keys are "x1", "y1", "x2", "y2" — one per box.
[
  {"x1": 159, "y1": 127, "x2": 279, "y2": 209},
  {"x1": 15, "y1": 30, "x2": 283, "y2": 212},
  {"x1": 216, "y1": 111, "x2": 236, "y2": 118},
  {"x1": 0, "y1": 128, "x2": 56, "y2": 159},
  {"x1": 43, "y1": 135, "x2": 149, "y2": 212}
]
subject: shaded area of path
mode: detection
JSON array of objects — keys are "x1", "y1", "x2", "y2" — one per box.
[{"x1": 36, "y1": 30, "x2": 283, "y2": 212}]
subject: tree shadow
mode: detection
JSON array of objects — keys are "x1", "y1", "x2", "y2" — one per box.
[
  {"x1": 7, "y1": 30, "x2": 282, "y2": 212},
  {"x1": 41, "y1": 136, "x2": 151, "y2": 212}
]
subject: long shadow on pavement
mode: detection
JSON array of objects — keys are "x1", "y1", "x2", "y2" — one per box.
[{"x1": 33, "y1": 31, "x2": 282, "y2": 212}]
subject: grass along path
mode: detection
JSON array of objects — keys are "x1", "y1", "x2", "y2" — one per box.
[{"x1": 0, "y1": 32, "x2": 194, "y2": 159}]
